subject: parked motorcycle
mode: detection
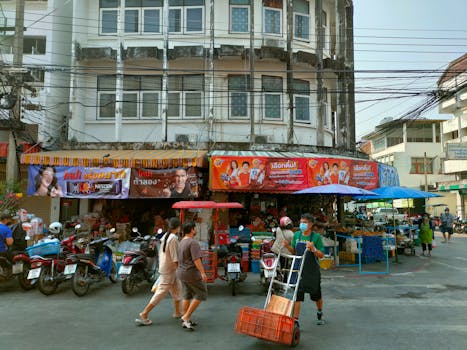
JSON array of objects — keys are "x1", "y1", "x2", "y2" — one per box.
[
  {"x1": 65, "y1": 233, "x2": 117, "y2": 296},
  {"x1": 218, "y1": 230, "x2": 248, "y2": 296},
  {"x1": 453, "y1": 217, "x2": 464, "y2": 234},
  {"x1": 32, "y1": 223, "x2": 86, "y2": 296},
  {"x1": 119, "y1": 227, "x2": 159, "y2": 295},
  {"x1": 0, "y1": 251, "x2": 35, "y2": 290},
  {"x1": 259, "y1": 252, "x2": 278, "y2": 293}
]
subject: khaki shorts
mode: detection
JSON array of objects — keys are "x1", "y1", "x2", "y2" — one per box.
[
  {"x1": 181, "y1": 279, "x2": 208, "y2": 301},
  {"x1": 149, "y1": 277, "x2": 182, "y2": 304}
]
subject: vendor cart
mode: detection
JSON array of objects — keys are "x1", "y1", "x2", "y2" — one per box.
[
  {"x1": 235, "y1": 251, "x2": 305, "y2": 347},
  {"x1": 172, "y1": 201, "x2": 244, "y2": 283}
]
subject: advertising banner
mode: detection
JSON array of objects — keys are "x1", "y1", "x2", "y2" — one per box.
[
  {"x1": 130, "y1": 167, "x2": 199, "y2": 198},
  {"x1": 378, "y1": 163, "x2": 400, "y2": 187},
  {"x1": 211, "y1": 156, "x2": 380, "y2": 192},
  {"x1": 210, "y1": 156, "x2": 308, "y2": 192},
  {"x1": 27, "y1": 165, "x2": 130, "y2": 199},
  {"x1": 307, "y1": 158, "x2": 378, "y2": 189}
]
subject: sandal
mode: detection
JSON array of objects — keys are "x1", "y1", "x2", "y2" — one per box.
[{"x1": 135, "y1": 318, "x2": 153, "y2": 326}]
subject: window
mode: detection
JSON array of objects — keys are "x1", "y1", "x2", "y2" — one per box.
[
  {"x1": 99, "y1": 1, "x2": 166, "y2": 35},
  {"x1": 168, "y1": 1, "x2": 204, "y2": 33},
  {"x1": 293, "y1": 79, "x2": 310, "y2": 123},
  {"x1": 410, "y1": 157, "x2": 433, "y2": 174},
  {"x1": 230, "y1": 0, "x2": 250, "y2": 33},
  {"x1": 293, "y1": 0, "x2": 309, "y2": 40},
  {"x1": 262, "y1": 76, "x2": 282, "y2": 120},
  {"x1": 167, "y1": 75, "x2": 204, "y2": 118},
  {"x1": 264, "y1": 7, "x2": 281, "y2": 34},
  {"x1": 321, "y1": 10, "x2": 328, "y2": 50},
  {"x1": 407, "y1": 123, "x2": 434, "y2": 142},
  {"x1": 228, "y1": 75, "x2": 250, "y2": 119},
  {"x1": 97, "y1": 75, "x2": 162, "y2": 119},
  {"x1": 23, "y1": 36, "x2": 46, "y2": 55}
]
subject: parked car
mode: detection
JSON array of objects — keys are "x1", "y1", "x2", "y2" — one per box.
[{"x1": 372, "y1": 208, "x2": 407, "y2": 224}]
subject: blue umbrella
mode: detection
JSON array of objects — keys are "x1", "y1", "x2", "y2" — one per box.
[{"x1": 293, "y1": 184, "x2": 377, "y2": 197}]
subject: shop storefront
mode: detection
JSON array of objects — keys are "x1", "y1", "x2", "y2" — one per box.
[{"x1": 20, "y1": 149, "x2": 209, "y2": 231}]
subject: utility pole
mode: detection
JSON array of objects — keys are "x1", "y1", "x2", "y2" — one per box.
[
  {"x1": 6, "y1": 0, "x2": 25, "y2": 182},
  {"x1": 424, "y1": 152, "x2": 428, "y2": 192}
]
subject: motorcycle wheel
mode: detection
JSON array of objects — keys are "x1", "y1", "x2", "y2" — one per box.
[
  {"x1": 71, "y1": 264, "x2": 90, "y2": 297},
  {"x1": 38, "y1": 266, "x2": 58, "y2": 296},
  {"x1": 121, "y1": 274, "x2": 137, "y2": 295},
  {"x1": 109, "y1": 261, "x2": 118, "y2": 283},
  {"x1": 17, "y1": 263, "x2": 35, "y2": 291}
]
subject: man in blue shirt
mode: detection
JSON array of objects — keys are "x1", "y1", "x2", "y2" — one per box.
[{"x1": 0, "y1": 210, "x2": 14, "y2": 262}]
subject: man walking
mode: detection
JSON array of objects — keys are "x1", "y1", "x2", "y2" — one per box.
[
  {"x1": 440, "y1": 208, "x2": 455, "y2": 243},
  {"x1": 177, "y1": 222, "x2": 208, "y2": 331},
  {"x1": 135, "y1": 217, "x2": 182, "y2": 326}
]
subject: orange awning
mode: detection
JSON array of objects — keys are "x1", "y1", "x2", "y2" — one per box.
[{"x1": 20, "y1": 149, "x2": 208, "y2": 169}]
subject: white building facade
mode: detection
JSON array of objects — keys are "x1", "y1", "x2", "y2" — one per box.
[
  {"x1": 0, "y1": 0, "x2": 72, "y2": 149},
  {"x1": 68, "y1": 0, "x2": 355, "y2": 150}
]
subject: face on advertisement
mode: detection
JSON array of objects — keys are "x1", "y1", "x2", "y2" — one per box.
[{"x1": 174, "y1": 168, "x2": 188, "y2": 191}]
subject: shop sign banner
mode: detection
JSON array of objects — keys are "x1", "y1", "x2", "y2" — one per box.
[
  {"x1": 307, "y1": 158, "x2": 378, "y2": 189},
  {"x1": 27, "y1": 165, "x2": 130, "y2": 199},
  {"x1": 130, "y1": 167, "x2": 199, "y2": 198},
  {"x1": 446, "y1": 143, "x2": 467, "y2": 160},
  {"x1": 210, "y1": 156, "x2": 308, "y2": 192},
  {"x1": 378, "y1": 163, "x2": 400, "y2": 187}
]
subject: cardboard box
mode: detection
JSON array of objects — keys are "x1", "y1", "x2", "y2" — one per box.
[{"x1": 266, "y1": 295, "x2": 294, "y2": 316}]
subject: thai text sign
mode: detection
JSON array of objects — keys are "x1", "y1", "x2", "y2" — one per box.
[
  {"x1": 211, "y1": 156, "x2": 379, "y2": 192},
  {"x1": 130, "y1": 167, "x2": 199, "y2": 198},
  {"x1": 27, "y1": 165, "x2": 130, "y2": 199}
]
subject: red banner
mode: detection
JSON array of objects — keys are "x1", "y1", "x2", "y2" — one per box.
[
  {"x1": 210, "y1": 156, "x2": 308, "y2": 192},
  {"x1": 307, "y1": 158, "x2": 378, "y2": 189},
  {"x1": 211, "y1": 156, "x2": 378, "y2": 192}
]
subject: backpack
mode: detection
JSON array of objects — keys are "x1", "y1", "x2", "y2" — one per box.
[{"x1": 10, "y1": 223, "x2": 27, "y2": 251}]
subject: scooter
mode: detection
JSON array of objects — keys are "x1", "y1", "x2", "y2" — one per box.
[
  {"x1": 65, "y1": 233, "x2": 117, "y2": 297},
  {"x1": 219, "y1": 233, "x2": 247, "y2": 296},
  {"x1": 32, "y1": 223, "x2": 87, "y2": 295},
  {"x1": 119, "y1": 227, "x2": 159, "y2": 295},
  {"x1": 0, "y1": 251, "x2": 35, "y2": 290},
  {"x1": 259, "y1": 252, "x2": 279, "y2": 293}
]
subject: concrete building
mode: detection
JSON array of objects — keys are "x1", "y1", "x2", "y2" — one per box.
[
  {"x1": 437, "y1": 53, "x2": 467, "y2": 218},
  {"x1": 68, "y1": 0, "x2": 355, "y2": 150},
  {"x1": 0, "y1": 0, "x2": 72, "y2": 151}
]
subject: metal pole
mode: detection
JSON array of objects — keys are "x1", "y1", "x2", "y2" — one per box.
[
  {"x1": 248, "y1": 0, "x2": 255, "y2": 145},
  {"x1": 6, "y1": 0, "x2": 25, "y2": 182},
  {"x1": 424, "y1": 152, "x2": 428, "y2": 192},
  {"x1": 161, "y1": 0, "x2": 169, "y2": 142},
  {"x1": 115, "y1": 0, "x2": 124, "y2": 142}
]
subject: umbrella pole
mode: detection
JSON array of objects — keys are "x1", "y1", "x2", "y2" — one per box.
[{"x1": 392, "y1": 201, "x2": 400, "y2": 263}]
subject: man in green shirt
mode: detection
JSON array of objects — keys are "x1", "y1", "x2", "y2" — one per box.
[{"x1": 283, "y1": 213, "x2": 325, "y2": 325}]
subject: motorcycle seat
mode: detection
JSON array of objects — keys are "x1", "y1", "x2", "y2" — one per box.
[
  {"x1": 72, "y1": 253, "x2": 93, "y2": 260},
  {"x1": 124, "y1": 250, "x2": 145, "y2": 256}
]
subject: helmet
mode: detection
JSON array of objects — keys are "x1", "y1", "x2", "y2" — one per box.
[
  {"x1": 279, "y1": 216, "x2": 293, "y2": 229},
  {"x1": 49, "y1": 222, "x2": 63, "y2": 234}
]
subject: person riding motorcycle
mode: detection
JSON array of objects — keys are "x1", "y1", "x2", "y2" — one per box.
[{"x1": 0, "y1": 210, "x2": 14, "y2": 263}]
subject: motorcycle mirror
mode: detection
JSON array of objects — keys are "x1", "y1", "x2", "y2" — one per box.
[
  {"x1": 238, "y1": 225, "x2": 244, "y2": 231},
  {"x1": 132, "y1": 227, "x2": 138, "y2": 233}
]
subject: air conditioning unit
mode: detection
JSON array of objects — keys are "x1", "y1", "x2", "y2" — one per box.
[
  {"x1": 175, "y1": 134, "x2": 190, "y2": 143},
  {"x1": 254, "y1": 135, "x2": 269, "y2": 144}
]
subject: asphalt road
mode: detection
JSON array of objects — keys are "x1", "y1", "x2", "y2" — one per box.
[{"x1": 1, "y1": 232, "x2": 467, "y2": 350}]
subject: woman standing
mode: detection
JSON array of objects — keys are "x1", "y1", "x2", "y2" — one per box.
[{"x1": 419, "y1": 215, "x2": 433, "y2": 257}]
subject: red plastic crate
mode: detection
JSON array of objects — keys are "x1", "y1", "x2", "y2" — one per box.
[
  {"x1": 202, "y1": 251, "x2": 217, "y2": 283},
  {"x1": 235, "y1": 307, "x2": 295, "y2": 345}
]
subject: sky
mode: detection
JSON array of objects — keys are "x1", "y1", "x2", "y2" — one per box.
[{"x1": 353, "y1": 0, "x2": 467, "y2": 141}]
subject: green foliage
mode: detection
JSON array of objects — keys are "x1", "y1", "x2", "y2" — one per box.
[{"x1": 0, "y1": 180, "x2": 24, "y2": 215}]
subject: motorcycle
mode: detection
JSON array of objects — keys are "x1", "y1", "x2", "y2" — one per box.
[
  {"x1": 119, "y1": 227, "x2": 159, "y2": 295},
  {"x1": 0, "y1": 251, "x2": 35, "y2": 290},
  {"x1": 453, "y1": 217, "x2": 464, "y2": 234},
  {"x1": 259, "y1": 252, "x2": 279, "y2": 293},
  {"x1": 65, "y1": 233, "x2": 117, "y2": 296},
  {"x1": 218, "y1": 232, "x2": 248, "y2": 296},
  {"x1": 31, "y1": 223, "x2": 87, "y2": 296}
]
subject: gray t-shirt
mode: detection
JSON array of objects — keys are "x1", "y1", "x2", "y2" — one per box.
[{"x1": 177, "y1": 237, "x2": 202, "y2": 282}]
